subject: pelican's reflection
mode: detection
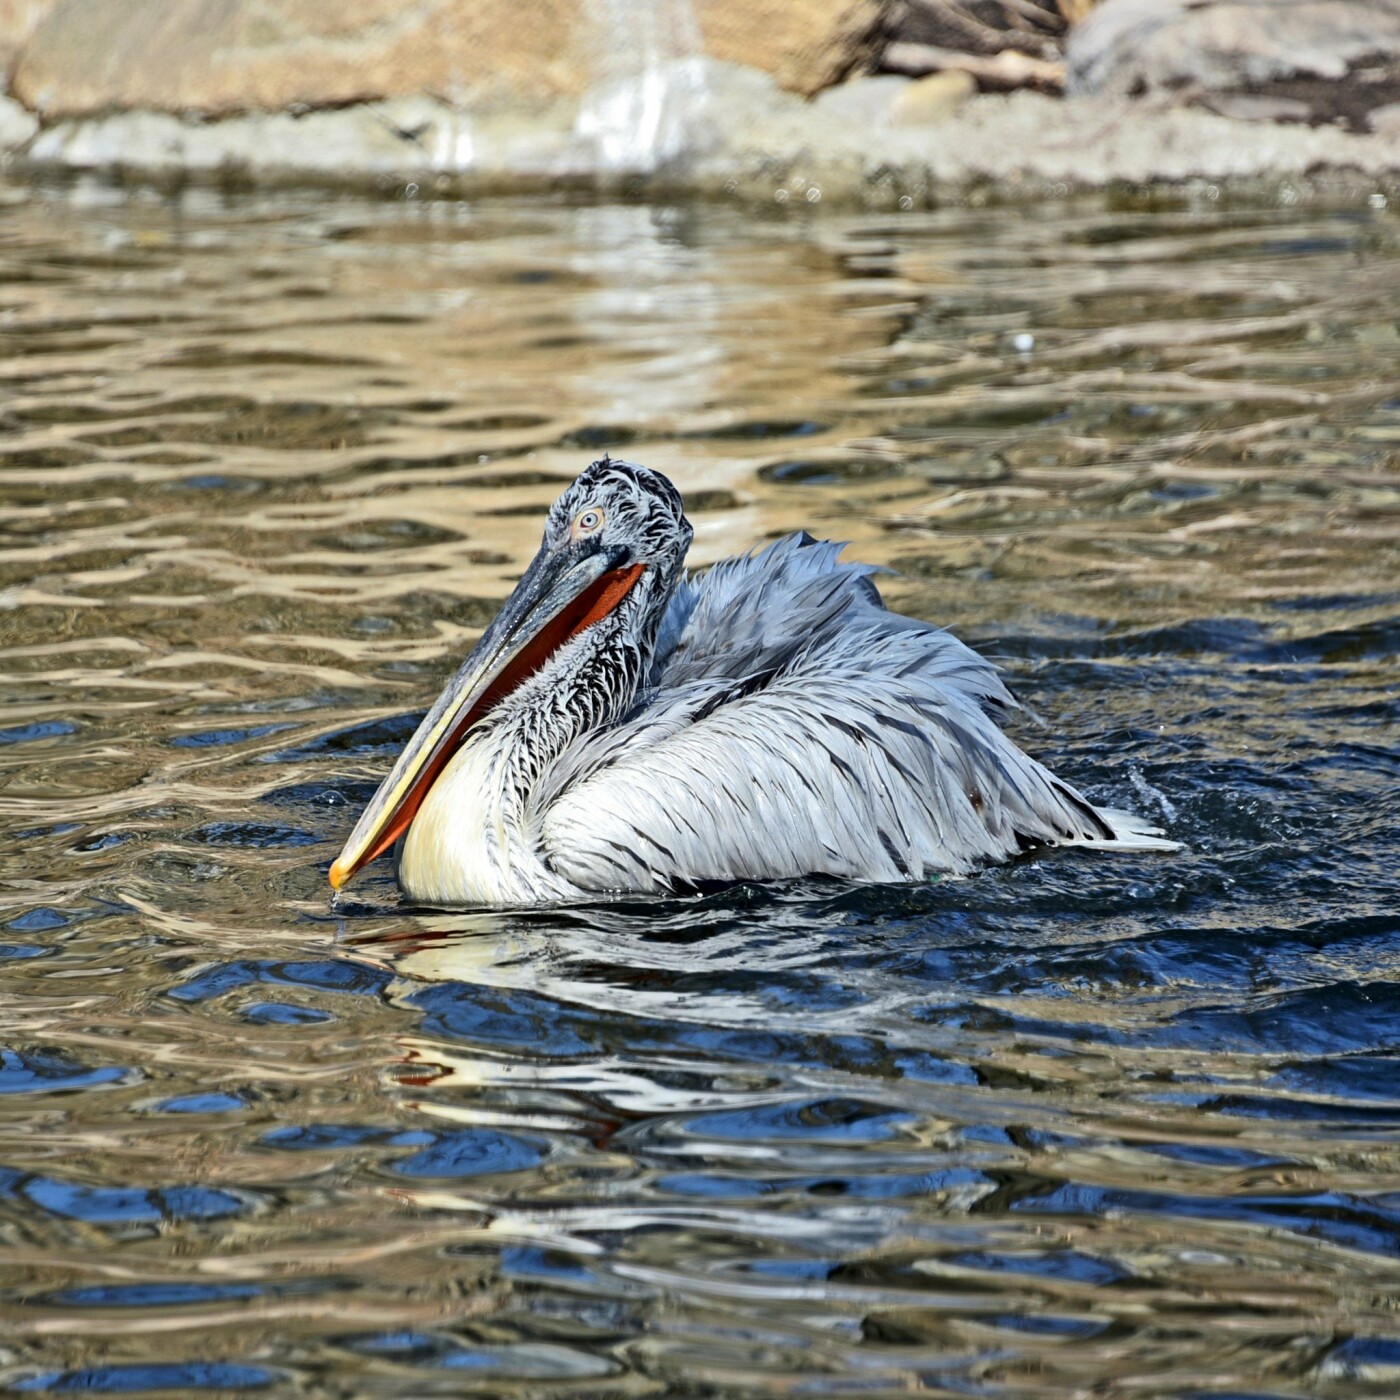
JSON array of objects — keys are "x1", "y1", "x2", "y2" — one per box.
[
  {"x1": 340, "y1": 892, "x2": 964, "y2": 1278},
  {"x1": 344, "y1": 887, "x2": 907, "y2": 1147}
]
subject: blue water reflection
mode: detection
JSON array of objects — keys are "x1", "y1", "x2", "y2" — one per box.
[{"x1": 13, "y1": 1363, "x2": 281, "y2": 1392}]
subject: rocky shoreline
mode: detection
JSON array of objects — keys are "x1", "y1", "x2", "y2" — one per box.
[{"x1": 1, "y1": 0, "x2": 1397, "y2": 206}]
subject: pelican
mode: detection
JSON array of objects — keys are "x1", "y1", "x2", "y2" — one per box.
[{"x1": 329, "y1": 457, "x2": 1174, "y2": 906}]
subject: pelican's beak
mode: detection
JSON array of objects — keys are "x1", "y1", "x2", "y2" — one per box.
[{"x1": 329, "y1": 544, "x2": 644, "y2": 890}]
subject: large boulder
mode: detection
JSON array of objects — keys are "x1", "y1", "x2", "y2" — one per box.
[
  {"x1": 11, "y1": 0, "x2": 887, "y2": 120},
  {"x1": 702, "y1": 0, "x2": 886, "y2": 94},
  {"x1": 0, "y1": 0, "x2": 60, "y2": 77},
  {"x1": 1067, "y1": 0, "x2": 1400, "y2": 132},
  {"x1": 12, "y1": 0, "x2": 588, "y2": 119}
]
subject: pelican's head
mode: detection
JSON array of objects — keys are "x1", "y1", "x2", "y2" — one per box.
[
  {"x1": 329, "y1": 457, "x2": 692, "y2": 890},
  {"x1": 542, "y1": 455, "x2": 692, "y2": 601}
]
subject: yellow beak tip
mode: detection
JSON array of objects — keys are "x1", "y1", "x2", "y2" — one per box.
[{"x1": 328, "y1": 858, "x2": 351, "y2": 891}]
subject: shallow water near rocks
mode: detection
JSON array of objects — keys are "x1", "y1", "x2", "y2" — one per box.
[{"x1": 1, "y1": 178, "x2": 1398, "y2": 1397}]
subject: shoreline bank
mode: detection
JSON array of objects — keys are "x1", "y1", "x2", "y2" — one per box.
[{"x1": 3, "y1": 82, "x2": 1397, "y2": 211}]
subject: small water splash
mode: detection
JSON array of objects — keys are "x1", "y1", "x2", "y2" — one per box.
[
  {"x1": 575, "y1": 0, "x2": 711, "y2": 173},
  {"x1": 1130, "y1": 768, "x2": 1178, "y2": 823}
]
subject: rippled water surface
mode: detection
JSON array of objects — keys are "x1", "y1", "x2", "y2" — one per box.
[{"x1": 2, "y1": 179, "x2": 1398, "y2": 1397}]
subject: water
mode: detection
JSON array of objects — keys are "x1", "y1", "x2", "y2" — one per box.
[{"x1": 1, "y1": 177, "x2": 1398, "y2": 1397}]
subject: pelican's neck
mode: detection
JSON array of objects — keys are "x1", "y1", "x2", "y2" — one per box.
[
  {"x1": 397, "y1": 611, "x2": 653, "y2": 905},
  {"x1": 499, "y1": 617, "x2": 652, "y2": 790}
]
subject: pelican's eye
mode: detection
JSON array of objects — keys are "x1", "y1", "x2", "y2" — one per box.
[{"x1": 573, "y1": 507, "x2": 605, "y2": 538}]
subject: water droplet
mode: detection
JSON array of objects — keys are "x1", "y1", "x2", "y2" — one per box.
[
  {"x1": 898, "y1": 195, "x2": 913, "y2": 211},
  {"x1": 805, "y1": 187, "x2": 821, "y2": 204},
  {"x1": 1369, "y1": 192, "x2": 1388, "y2": 210},
  {"x1": 774, "y1": 189, "x2": 790, "y2": 204}
]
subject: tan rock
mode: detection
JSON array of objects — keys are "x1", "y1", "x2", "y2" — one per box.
[
  {"x1": 12, "y1": 0, "x2": 888, "y2": 121},
  {"x1": 12, "y1": 0, "x2": 622, "y2": 119},
  {"x1": 0, "y1": 0, "x2": 59, "y2": 77},
  {"x1": 696, "y1": 0, "x2": 886, "y2": 96},
  {"x1": 891, "y1": 68, "x2": 977, "y2": 124}
]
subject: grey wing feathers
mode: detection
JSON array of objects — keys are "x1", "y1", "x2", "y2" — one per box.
[
  {"x1": 655, "y1": 534, "x2": 885, "y2": 685},
  {"x1": 654, "y1": 533, "x2": 1013, "y2": 713},
  {"x1": 539, "y1": 533, "x2": 1174, "y2": 893}
]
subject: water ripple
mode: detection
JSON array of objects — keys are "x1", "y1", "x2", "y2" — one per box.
[{"x1": 0, "y1": 184, "x2": 1396, "y2": 1396}]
